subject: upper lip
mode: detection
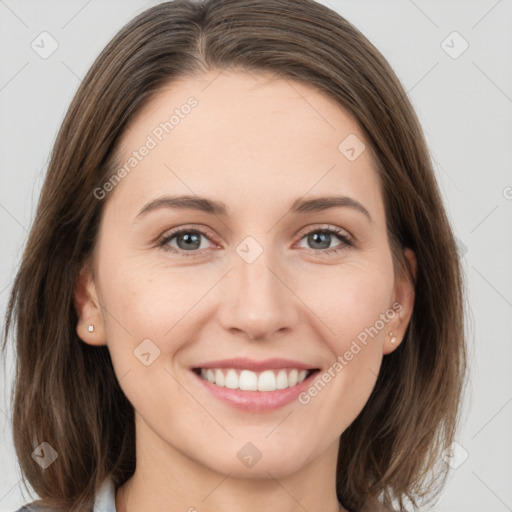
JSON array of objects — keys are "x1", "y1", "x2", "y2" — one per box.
[{"x1": 192, "y1": 358, "x2": 318, "y2": 372}]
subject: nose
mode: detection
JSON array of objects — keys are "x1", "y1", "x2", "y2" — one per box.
[{"x1": 217, "y1": 245, "x2": 300, "y2": 342}]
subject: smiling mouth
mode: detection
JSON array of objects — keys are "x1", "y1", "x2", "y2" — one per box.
[{"x1": 192, "y1": 367, "x2": 320, "y2": 391}]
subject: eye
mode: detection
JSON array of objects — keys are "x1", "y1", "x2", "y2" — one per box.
[
  {"x1": 157, "y1": 224, "x2": 353, "y2": 258},
  {"x1": 296, "y1": 225, "x2": 353, "y2": 256},
  {"x1": 157, "y1": 226, "x2": 217, "y2": 257}
]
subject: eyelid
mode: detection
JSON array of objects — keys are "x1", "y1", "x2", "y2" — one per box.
[
  {"x1": 156, "y1": 224, "x2": 220, "y2": 252},
  {"x1": 295, "y1": 223, "x2": 352, "y2": 242},
  {"x1": 156, "y1": 223, "x2": 354, "y2": 257}
]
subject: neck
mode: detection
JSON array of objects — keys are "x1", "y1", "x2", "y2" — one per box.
[{"x1": 115, "y1": 415, "x2": 347, "y2": 512}]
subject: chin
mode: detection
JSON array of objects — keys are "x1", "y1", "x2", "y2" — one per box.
[{"x1": 196, "y1": 440, "x2": 316, "y2": 479}]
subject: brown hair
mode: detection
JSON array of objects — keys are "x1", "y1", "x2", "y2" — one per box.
[{"x1": 2, "y1": 0, "x2": 467, "y2": 510}]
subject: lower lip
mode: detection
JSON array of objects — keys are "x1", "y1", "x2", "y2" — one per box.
[{"x1": 191, "y1": 370, "x2": 319, "y2": 412}]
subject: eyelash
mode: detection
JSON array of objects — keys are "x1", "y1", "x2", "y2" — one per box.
[{"x1": 156, "y1": 224, "x2": 354, "y2": 259}]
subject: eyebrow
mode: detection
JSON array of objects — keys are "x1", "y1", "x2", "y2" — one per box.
[{"x1": 136, "y1": 194, "x2": 372, "y2": 222}]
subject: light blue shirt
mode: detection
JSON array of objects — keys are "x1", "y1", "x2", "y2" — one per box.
[
  {"x1": 15, "y1": 478, "x2": 116, "y2": 512},
  {"x1": 93, "y1": 478, "x2": 117, "y2": 512}
]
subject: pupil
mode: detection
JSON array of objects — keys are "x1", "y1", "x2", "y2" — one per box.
[
  {"x1": 310, "y1": 232, "x2": 330, "y2": 249},
  {"x1": 175, "y1": 232, "x2": 332, "y2": 251},
  {"x1": 178, "y1": 232, "x2": 200, "y2": 250}
]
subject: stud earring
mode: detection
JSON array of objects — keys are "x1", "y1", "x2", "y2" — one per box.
[
  {"x1": 88, "y1": 325, "x2": 95, "y2": 333},
  {"x1": 389, "y1": 331, "x2": 397, "y2": 344}
]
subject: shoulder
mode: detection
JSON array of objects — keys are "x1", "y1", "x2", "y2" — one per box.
[
  {"x1": 13, "y1": 477, "x2": 117, "y2": 512},
  {"x1": 13, "y1": 503, "x2": 57, "y2": 512}
]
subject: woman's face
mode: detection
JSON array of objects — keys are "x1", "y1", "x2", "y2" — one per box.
[{"x1": 77, "y1": 70, "x2": 415, "y2": 479}]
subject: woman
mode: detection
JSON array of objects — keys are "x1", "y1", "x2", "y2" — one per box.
[{"x1": 3, "y1": 0, "x2": 467, "y2": 510}]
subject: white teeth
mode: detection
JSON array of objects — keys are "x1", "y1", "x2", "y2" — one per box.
[
  {"x1": 276, "y1": 369, "x2": 288, "y2": 389},
  {"x1": 258, "y1": 370, "x2": 276, "y2": 391},
  {"x1": 215, "y1": 368, "x2": 225, "y2": 387},
  {"x1": 224, "y1": 369, "x2": 239, "y2": 389},
  {"x1": 239, "y1": 370, "x2": 258, "y2": 391},
  {"x1": 198, "y1": 367, "x2": 312, "y2": 391}
]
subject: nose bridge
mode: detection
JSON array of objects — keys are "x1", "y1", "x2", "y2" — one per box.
[{"x1": 218, "y1": 236, "x2": 299, "y2": 340}]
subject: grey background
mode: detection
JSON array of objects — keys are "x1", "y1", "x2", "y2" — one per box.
[{"x1": 1, "y1": 0, "x2": 511, "y2": 510}]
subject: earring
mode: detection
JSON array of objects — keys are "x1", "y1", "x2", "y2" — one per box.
[
  {"x1": 88, "y1": 324, "x2": 95, "y2": 333},
  {"x1": 389, "y1": 331, "x2": 397, "y2": 344}
]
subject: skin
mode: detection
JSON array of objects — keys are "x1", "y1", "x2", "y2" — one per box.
[{"x1": 74, "y1": 69, "x2": 416, "y2": 512}]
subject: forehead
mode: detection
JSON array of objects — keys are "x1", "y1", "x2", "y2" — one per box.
[{"x1": 107, "y1": 70, "x2": 384, "y2": 224}]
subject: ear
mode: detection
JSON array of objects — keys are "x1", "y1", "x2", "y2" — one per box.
[
  {"x1": 73, "y1": 262, "x2": 107, "y2": 346},
  {"x1": 383, "y1": 247, "x2": 416, "y2": 355}
]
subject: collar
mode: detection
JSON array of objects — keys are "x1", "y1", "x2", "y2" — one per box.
[{"x1": 93, "y1": 477, "x2": 117, "y2": 512}]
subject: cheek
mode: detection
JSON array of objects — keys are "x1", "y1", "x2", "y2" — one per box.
[
  {"x1": 293, "y1": 258, "x2": 395, "y2": 353},
  {"x1": 98, "y1": 252, "x2": 204, "y2": 339},
  {"x1": 98, "y1": 243, "x2": 395, "y2": 370},
  {"x1": 95, "y1": 259, "x2": 196, "y2": 420},
  {"x1": 291, "y1": 260, "x2": 394, "y2": 416},
  {"x1": 92, "y1": 238, "x2": 396, "y2": 473}
]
